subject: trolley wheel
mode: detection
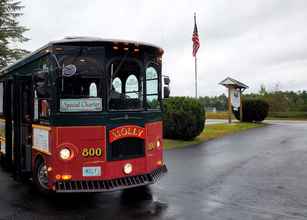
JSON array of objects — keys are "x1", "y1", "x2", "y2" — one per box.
[
  {"x1": 33, "y1": 158, "x2": 50, "y2": 194},
  {"x1": 0, "y1": 153, "x2": 3, "y2": 167}
]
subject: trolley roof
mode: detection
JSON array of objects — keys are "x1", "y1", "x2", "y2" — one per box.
[{"x1": 0, "y1": 37, "x2": 164, "y2": 75}]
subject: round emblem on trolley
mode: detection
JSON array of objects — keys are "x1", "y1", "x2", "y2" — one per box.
[{"x1": 62, "y1": 64, "x2": 77, "y2": 77}]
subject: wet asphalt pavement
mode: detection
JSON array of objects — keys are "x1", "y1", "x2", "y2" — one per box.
[{"x1": 1, "y1": 121, "x2": 307, "y2": 220}]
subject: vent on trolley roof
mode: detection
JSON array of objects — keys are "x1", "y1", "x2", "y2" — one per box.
[{"x1": 109, "y1": 137, "x2": 144, "y2": 161}]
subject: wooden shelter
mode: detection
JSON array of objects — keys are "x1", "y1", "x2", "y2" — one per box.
[{"x1": 219, "y1": 77, "x2": 248, "y2": 123}]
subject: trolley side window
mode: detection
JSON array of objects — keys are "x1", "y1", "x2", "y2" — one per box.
[
  {"x1": 31, "y1": 55, "x2": 52, "y2": 121},
  {"x1": 125, "y1": 74, "x2": 139, "y2": 99},
  {"x1": 112, "y1": 77, "x2": 122, "y2": 94},
  {"x1": 145, "y1": 66, "x2": 159, "y2": 109}
]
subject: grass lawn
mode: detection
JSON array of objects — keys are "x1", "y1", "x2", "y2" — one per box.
[
  {"x1": 164, "y1": 122, "x2": 265, "y2": 150},
  {"x1": 206, "y1": 111, "x2": 235, "y2": 119},
  {"x1": 267, "y1": 111, "x2": 307, "y2": 120},
  {"x1": 207, "y1": 111, "x2": 307, "y2": 120}
]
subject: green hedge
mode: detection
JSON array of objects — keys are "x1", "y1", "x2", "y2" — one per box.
[
  {"x1": 268, "y1": 111, "x2": 307, "y2": 119},
  {"x1": 163, "y1": 97, "x2": 205, "y2": 140},
  {"x1": 233, "y1": 99, "x2": 269, "y2": 122}
]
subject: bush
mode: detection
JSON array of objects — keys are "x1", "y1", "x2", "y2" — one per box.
[
  {"x1": 163, "y1": 97, "x2": 205, "y2": 140},
  {"x1": 268, "y1": 111, "x2": 307, "y2": 119},
  {"x1": 233, "y1": 99, "x2": 269, "y2": 122}
]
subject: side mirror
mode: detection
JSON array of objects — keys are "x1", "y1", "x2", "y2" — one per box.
[
  {"x1": 33, "y1": 69, "x2": 51, "y2": 98},
  {"x1": 33, "y1": 70, "x2": 48, "y2": 82},
  {"x1": 163, "y1": 75, "x2": 170, "y2": 98},
  {"x1": 163, "y1": 86, "x2": 170, "y2": 98},
  {"x1": 36, "y1": 86, "x2": 51, "y2": 98},
  {"x1": 164, "y1": 76, "x2": 170, "y2": 85}
]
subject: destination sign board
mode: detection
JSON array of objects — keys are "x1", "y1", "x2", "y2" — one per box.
[{"x1": 60, "y1": 98, "x2": 102, "y2": 112}]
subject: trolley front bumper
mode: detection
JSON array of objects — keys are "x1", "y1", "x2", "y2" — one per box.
[{"x1": 54, "y1": 165, "x2": 167, "y2": 193}]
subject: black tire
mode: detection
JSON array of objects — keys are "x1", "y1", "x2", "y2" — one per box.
[
  {"x1": 33, "y1": 158, "x2": 50, "y2": 194},
  {"x1": 0, "y1": 153, "x2": 4, "y2": 167}
]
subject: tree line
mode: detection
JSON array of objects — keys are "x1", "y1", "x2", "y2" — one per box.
[
  {"x1": 198, "y1": 94, "x2": 227, "y2": 111},
  {"x1": 199, "y1": 86, "x2": 307, "y2": 113},
  {"x1": 0, "y1": 0, "x2": 29, "y2": 70}
]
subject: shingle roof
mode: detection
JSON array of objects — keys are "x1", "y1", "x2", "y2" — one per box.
[{"x1": 219, "y1": 77, "x2": 249, "y2": 89}]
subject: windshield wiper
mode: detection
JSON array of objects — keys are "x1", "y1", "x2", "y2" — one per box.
[
  {"x1": 112, "y1": 49, "x2": 130, "y2": 77},
  {"x1": 109, "y1": 50, "x2": 130, "y2": 96}
]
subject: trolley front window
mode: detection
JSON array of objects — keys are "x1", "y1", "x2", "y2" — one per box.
[
  {"x1": 55, "y1": 46, "x2": 104, "y2": 112},
  {"x1": 109, "y1": 60, "x2": 143, "y2": 110}
]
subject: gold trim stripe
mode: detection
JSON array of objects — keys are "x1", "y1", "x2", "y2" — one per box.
[{"x1": 32, "y1": 124, "x2": 51, "y2": 131}]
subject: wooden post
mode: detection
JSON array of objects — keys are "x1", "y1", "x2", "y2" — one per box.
[
  {"x1": 240, "y1": 89, "x2": 243, "y2": 122},
  {"x1": 228, "y1": 87, "x2": 232, "y2": 124}
]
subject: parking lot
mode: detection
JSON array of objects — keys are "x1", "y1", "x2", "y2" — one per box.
[{"x1": 1, "y1": 121, "x2": 307, "y2": 219}]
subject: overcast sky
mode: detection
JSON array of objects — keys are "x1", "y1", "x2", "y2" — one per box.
[{"x1": 19, "y1": 0, "x2": 307, "y2": 96}]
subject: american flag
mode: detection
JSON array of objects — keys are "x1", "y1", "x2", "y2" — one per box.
[{"x1": 192, "y1": 14, "x2": 200, "y2": 57}]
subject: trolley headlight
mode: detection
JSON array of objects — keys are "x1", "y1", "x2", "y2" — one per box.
[
  {"x1": 157, "y1": 139, "x2": 161, "y2": 148},
  {"x1": 59, "y1": 148, "x2": 71, "y2": 160},
  {"x1": 123, "y1": 163, "x2": 133, "y2": 175}
]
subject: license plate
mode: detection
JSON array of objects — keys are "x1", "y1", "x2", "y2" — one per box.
[{"x1": 82, "y1": 166, "x2": 101, "y2": 177}]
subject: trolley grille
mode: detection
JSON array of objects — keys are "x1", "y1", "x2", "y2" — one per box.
[
  {"x1": 55, "y1": 165, "x2": 167, "y2": 193},
  {"x1": 109, "y1": 137, "x2": 145, "y2": 161}
]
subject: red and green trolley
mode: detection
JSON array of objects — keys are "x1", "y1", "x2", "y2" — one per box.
[{"x1": 0, "y1": 37, "x2": 168, "y2": 193}]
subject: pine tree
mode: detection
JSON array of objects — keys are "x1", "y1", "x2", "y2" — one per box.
[{"x1": 0, "y1": 0, "x2": 29, "y2": 69}]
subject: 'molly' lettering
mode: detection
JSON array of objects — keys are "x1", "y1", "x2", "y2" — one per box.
[{"x1": 109, "y1": 125, "x2": 145, "y2": 143}]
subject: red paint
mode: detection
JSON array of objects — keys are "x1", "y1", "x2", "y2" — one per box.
[
  {"x1": 109, "y1": 125, "x2": 145, "y2": 143},
  {"x1": 145, "y1": 121, "x2": 163, "y2": 172},
  {"x1": 32, "y1": 122, "x2": 164, "y2": 191},
  {"x1": 50, "y1": 126, "x2": 106, "y2": 181}
]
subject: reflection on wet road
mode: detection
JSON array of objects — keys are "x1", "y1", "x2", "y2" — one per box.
[
  {"x1": 1, "y1": 121, "x2": 307, "y2": 219},
  {"x1": 0, "y1": 179, "x2": 169, "y2": 220}
]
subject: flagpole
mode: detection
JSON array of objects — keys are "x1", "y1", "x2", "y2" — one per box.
[
  {"x1": 195, "y1": 54, "x2": 198, "y2": 98},
  {"x1": 194, "y1": 12, "x2": 198, "y2": 98}
]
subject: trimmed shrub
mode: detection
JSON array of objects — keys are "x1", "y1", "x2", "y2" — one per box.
[
  {"x1": 233, "y1": 99, "x2": 269, "y2": 122},
  {"x1": 163, "y1": 97, "x2": 205, "y2": 140},
  {"x1": 268, "y1": 111, "x2": 307, "y2": 119}
]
